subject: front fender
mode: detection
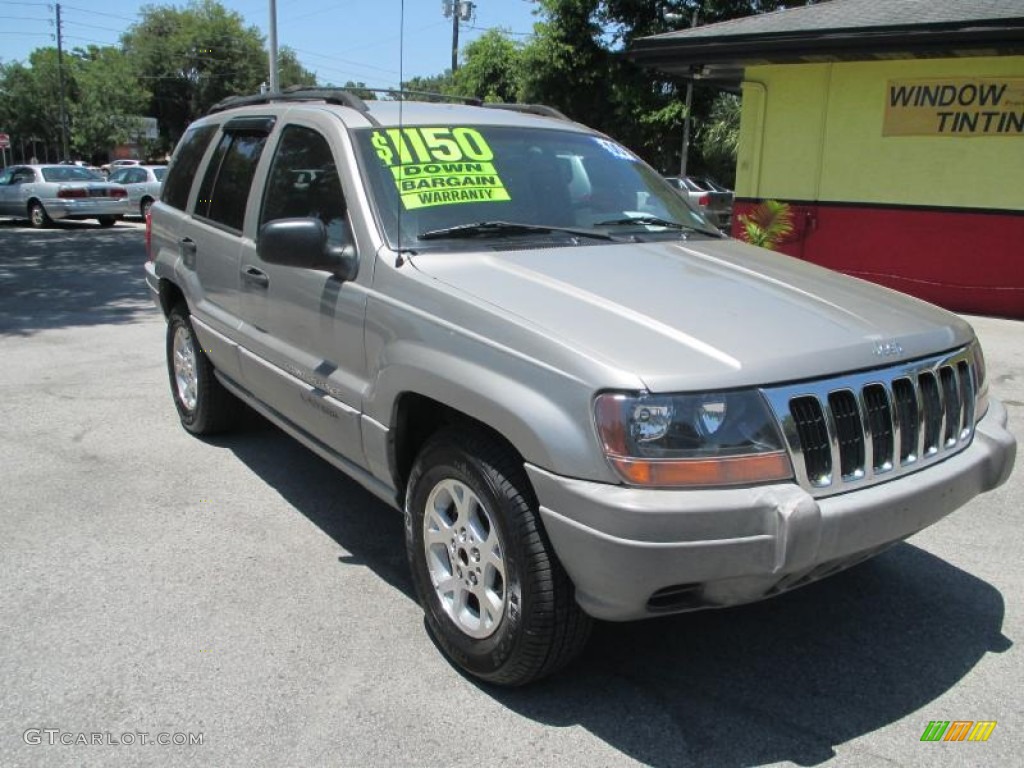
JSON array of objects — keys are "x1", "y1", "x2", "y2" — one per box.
[{"x1": 366, "y1": 340, "x2": 620, "y2": 485}]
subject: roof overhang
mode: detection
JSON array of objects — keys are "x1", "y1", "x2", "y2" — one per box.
[{"x1": 628, "y1": 17, "x2": 1024, "y2": 87}]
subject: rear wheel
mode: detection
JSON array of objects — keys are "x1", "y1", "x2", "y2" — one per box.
[
  {"x1": 28, "y1": 201, "x2": 51, "y2": 229},
  {"x1": 166, "y1": 304, "x2": 240, "y2": 435},
  {"x1": 405, "y1": 427, "x2": 591, "y2": 686},
  {"x1": 97, "y1": 216, "x2": 118, "y2": 227},
  {"x1": 140, "y1": 197, "x2": 153, "y2": 218}
]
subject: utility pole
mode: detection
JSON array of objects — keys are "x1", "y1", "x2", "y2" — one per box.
[
  {"x1": 443, "y1": 1, "x2": 475, "y2": 73},
  {"x1": 679, "y1": 8, "x2": 698, "y2": 177},
  {"x1": 54, "y1": 3, "x2": 69, "y2": 161},
  {"x1": 268, "y1": 0, "x2": 279, "y2": 92}
]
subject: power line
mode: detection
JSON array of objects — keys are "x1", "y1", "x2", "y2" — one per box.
[
  {"x1": 289, "y1": 47, "x2": 399, "y2": 76},
  {"x1": 279, "y1": 0, "x2": 356, "y2": 28},
  {"x1": 59, "y1": 4, "x2": 140, "y2": 21}
]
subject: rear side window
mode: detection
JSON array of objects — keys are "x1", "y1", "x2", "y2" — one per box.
[
  {"x1": 162, "y1": 124, "x2": 218, "y2": 211},
  {"x1": 196, "y1": 131, "x2": 269, "y2": 231}
]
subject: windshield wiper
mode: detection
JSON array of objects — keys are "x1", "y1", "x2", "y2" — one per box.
[
  {"x1": 596, "y1": 215, "x2": 718, "y2": 236},
  {"x1": 418, "y1": 220, "x2": 618, "y2": 242}
]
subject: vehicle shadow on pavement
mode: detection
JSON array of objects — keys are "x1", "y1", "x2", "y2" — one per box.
[
  {"x1": 0, "y1": 221, "x2": 151, "y2": 335},
  {"x1": 210, "y1": 412, "x2": 415, "y2": 601},
  {"x1": 491, "y1": 544, "x2": 1010, "y2": 767},
  {"x1": 208, "y1": 415, "x2": 1009, "y2": 768}
]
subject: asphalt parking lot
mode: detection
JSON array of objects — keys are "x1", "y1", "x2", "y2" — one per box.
[{"x1": 0, "y1": 218, "x2": 1020, "y2": 768}]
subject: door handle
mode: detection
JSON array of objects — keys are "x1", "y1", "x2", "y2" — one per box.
[
  {"x1": 179, "y1": 237, "x2": 197, "y2": 268},
  {"x1": 242, "y1": 266, "x2": 270, "y2": 288}
]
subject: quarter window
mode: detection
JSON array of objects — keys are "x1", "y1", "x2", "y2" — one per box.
[{"x1": 162, "y1": 124, "x2": 218, "y2": 211}]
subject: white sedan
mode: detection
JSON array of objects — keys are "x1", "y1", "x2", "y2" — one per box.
[
  {"x1": 107, "y1": 165, "x2": 166, "y2": 218},
  {"x1": 0, "y1": 164, "x2": 128, "y2": 228}
]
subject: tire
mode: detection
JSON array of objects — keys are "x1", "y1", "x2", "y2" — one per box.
[
  {"x1": 405, "y1": 427, "x2": 592, "y2": 686},
  {"x1": 140, "y1": 198, "x2": 153, "y2": 219},
  {"x1": 166, "y1": 304, "x2": 240, "y2": 435},
  {"x1": 97, "y1": 216, "x2": 118, "y2": 227},
  {"x1": 28, "y1": 201, "x2": 52, "y2": 229}
]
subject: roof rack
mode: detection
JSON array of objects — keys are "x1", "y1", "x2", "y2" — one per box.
[
  {"x1": 482, "y1": 103, "x2": 572, "y2": 121},
  {"x1": 206, "y1": 87, "x2": 371, "y2": 115}
]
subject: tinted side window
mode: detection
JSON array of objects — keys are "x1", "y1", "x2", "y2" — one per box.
[
  {"x1": 162, "y1": 124, "x2": 218, "y2": 211},
  {"x1": 196, "y1": 132, "x2": 268, "y2": 231},
  {"x1": 260, "y1": 126, "x2": 347, "y2": 244}
]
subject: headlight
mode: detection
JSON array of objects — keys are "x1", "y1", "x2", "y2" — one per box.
[
  {"x1": 594, "y1": 390, "x2": 793, "y2": 487},
  {"x1": 969, "y1": 339, "x2": 989, "y2": 421}
]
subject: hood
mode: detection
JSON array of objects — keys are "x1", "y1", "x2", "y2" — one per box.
[{"x1": 411, "y1": 237, "x2": 973, "y2": 392}]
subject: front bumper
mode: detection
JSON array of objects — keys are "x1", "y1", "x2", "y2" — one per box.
[{"x1": 529, "y1": 399, "x2": 1016, "y2": 621}]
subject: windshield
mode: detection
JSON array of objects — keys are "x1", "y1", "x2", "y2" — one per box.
[
  {"x1": 354, "y1": 125, "x2": 717, "y2": 248},
  {"x1": 41, "y1": 166, "x2": 104, "y2": 182}
]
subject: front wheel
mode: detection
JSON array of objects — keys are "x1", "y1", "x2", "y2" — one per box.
[
  {"x1": 97, "y1": 216, "x2": 119, "y2": 227},
  {"x1": 405, "y1": 428, "x2": 591, "y2": 686},
  {"x1": 166, "y1": 304, "x2": 240, "y2": 435}
]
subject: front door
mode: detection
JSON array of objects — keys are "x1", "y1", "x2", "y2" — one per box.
[{"x1": 235, "y1": 120, "x2": 369, "y2": 467}]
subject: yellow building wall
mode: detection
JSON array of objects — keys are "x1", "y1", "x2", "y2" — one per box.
[{"x1": 736, "y1": 56, "x2": 1024, "y2": 211}]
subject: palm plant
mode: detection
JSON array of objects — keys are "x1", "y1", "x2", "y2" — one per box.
[{"x1": 739, "y1": 199, "x2": 794, "y2": 250}]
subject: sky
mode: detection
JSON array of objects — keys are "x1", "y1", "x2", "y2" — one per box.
[{"x1": 0, "y1": 0, "x2": 541, "y2": 89}]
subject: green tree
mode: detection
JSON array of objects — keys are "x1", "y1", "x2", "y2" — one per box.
[
  {"x1": 698, "y1": 92, "x2": 740, "y2": 185},
  {"x1": 122, "y1": 0, "x2": 315, "y2": 146},
  {"x1": 0, "y1": 46, "x2": 150, "y2": 162},
  {"x1": 400, "y1": 72, "x2": 456, "y2": 99},
  {"x1": 68, "y1": 46, "x2": 151, "y2": 160},
  {"x1": 514, "y1": 0, "x2": 813, "y2": 175},
  {"x1": 0, "y1": 51, "x2": 65, "y2": 161},
  {"x1": 279, "y1": 46, "x2": 317, "y2": 90},
  {"x1": 453, "y1": 30, "x2": 523, "y2": 103}
]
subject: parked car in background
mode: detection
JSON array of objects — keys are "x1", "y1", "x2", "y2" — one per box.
[
  {"x1": 664, "y1": 175, "x2": 733, "y2": 230},
  {"x1": 108, "y1": 164, "x2": 166, "y2": 218},
  {"x1": 99, "y1": 158, "x2": 142, "y2": 177},
  {"x1": 0, "y1": 164, "x2": 127, "y2": 227}
]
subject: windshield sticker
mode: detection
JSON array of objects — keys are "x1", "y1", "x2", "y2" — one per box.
[
  {"x1": 593, "y1": 137, "x2": 637, "y2": 162},
  {"x1": 371, "y1": 127, "x2": 511, "y2": 210}
]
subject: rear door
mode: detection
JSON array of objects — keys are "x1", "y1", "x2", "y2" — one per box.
[{"x1": 186, "y1": 116, "x2": 274, "y2": 330}]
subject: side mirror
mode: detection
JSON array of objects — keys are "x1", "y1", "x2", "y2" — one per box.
[{"x1": 257, "y1": 217, "x2": 359, "y2": 281}]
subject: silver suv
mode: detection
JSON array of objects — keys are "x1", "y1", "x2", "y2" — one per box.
[{"x1": 145, "y1": 89, "x2": 1016, "y2": 685}]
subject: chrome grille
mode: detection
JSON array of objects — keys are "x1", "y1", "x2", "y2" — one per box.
[{"x1": 763, "y1": 348, "x2": 977, "y2": 497}]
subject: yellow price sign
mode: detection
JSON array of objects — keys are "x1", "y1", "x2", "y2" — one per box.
[{"x1": 371, "y1": 127, "x2": 511, "y2": 209}]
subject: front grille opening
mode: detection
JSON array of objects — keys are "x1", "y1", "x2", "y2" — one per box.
[
  {"x1": 828, "y1": 390, "x2": 865, "y2": 480},
  {"x1": 790, "y1": 395, "x2": 832, "y2": 486},
  {"x1": 919, "y1": 372, "x2": 942, "y2": 456},
  {"x1": 957, "y1": 361, "x2": 974, "y2": 438},
  {"x1": 891, "y1": 377, "x2": 919, "y2": 464},
  {"x1": 647, "y1": 583, "x2": 704, "y2": 612},
  {"x1": 939, "y1": 365, "x2": 961, "y2": 447},
  {"x1": 864, "y1": 384, "x2": 894, "y2": 472}
]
